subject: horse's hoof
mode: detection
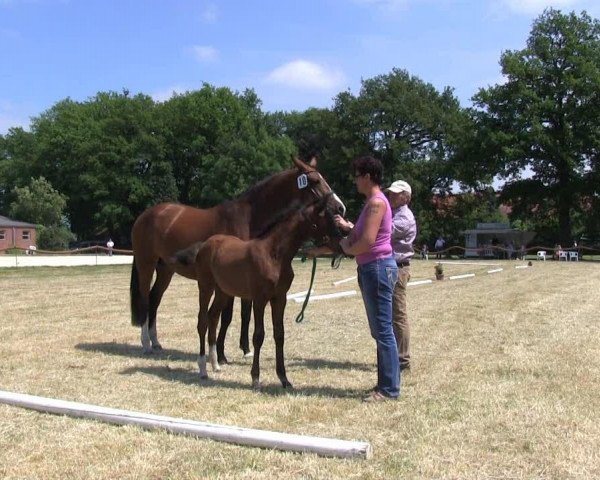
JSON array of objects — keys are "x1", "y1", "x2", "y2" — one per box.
[
  {"x1": 218, "y1": 356, "x2": 229, "y2": 365},
  {"x1": 199, "y1": 373, "x2": 209, "y2": 380},
  {"x1": 243, "y1": 350, "x2": 253, "y2": 358},
  {"x1": 252, "y1": 380, "x2": 262, "y2": 390},
  {"x1": 142, "y1": 348, "x2": 153, "y2": 355},
  {"x1": 282, "y1": 381, "x2": 293, "y2": 389},
  {"x1": 152, "y1": 344, "x2": 163, "y2": 351}
]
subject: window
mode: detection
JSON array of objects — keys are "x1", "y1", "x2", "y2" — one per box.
[
  {"x1": 22, "y1": 230, "x2": 30, "y2": 240},
  {"x1": 0, "y1": 230, "x2": 5, "y2": 240}
]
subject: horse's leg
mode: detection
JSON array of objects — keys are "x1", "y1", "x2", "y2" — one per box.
[
  {"x1": 197, "y1": 284, "x2": 213, "y2": 379},
  {"x1": 240, "y1": 299, "x2": 253, "y2": 357},
  {"x1": 147, "y1": 261, "x2": 174, "y2": 351},
  {"x1": 130, "y1": 256, "x2": 158, "y2": 354},
  {"x1": 270, "y1": 293, "x2": 292, "y2": 388},
  {"x1": 216, "y1": 297, "x2": 234, "y2": 365},
  {"x1": 208, "y1": 290, "x2": 231, "y2": 372},
  {"x1": 250, "y1": 300, "x2": 267, "y2": 389}
]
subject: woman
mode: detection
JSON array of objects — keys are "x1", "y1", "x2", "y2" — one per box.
[{"x1": 313, "y1": 156, "x2": 400, "y2": 401}]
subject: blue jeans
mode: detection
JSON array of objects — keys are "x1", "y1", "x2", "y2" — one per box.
[{"x1": 357, "y1": 256, "x2": 400, "y2": 398}]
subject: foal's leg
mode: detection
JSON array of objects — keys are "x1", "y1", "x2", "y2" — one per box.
[
  {"x1": 207, "y1": 290, "x2": 231, "y2": 372},
  {"x1": 240, "y1": 299, "x2": 253, "y2": 357},
  {"x1": 197, "y1": 285, "x2": 213, "y2": 379},
  {"x1": 146, "y1": 261, "x2": 174, "y2": 351},
  {"x1": 216, "y1": 297, "x2": 234, "y2": 364},
  {"x1": 271, "y1": 294, "x2": 292, "y2": 388},
  {"x1": 250, "y1": 300, "x2": 267, "y2": 389}
]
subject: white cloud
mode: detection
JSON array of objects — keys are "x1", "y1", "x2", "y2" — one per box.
[
  {"x1": 496, "y1": 0, "x2": 583, "y2": 15},
  {"x1": 150, "y1": 85, "x2": 188, "y2": 103},
  {"x1": 201, "y1": 3, "x2": 218, "y2": 23},
  {"x1": 265, "y1": 60, "x2": 346, "y2": 91},
  {"x1": 192, "y1": 45, "x2": 218, "y2": 62}
]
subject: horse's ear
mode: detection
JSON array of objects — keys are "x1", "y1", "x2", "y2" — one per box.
[{"x1": 292, "y1": 155, "x2": 315, "y2": 172}]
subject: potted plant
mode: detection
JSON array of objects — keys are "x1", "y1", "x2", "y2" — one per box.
[{"x1": 434, "y1": 262, "x2": 444, "y2": 280}]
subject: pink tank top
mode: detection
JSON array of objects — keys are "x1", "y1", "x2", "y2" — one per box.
[{"x1": 353, "y1": 191, "x2": 393, "y2": 265}]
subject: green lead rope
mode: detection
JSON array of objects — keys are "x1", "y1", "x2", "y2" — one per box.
[{"x1": 295, "y1": 256, "x2": 317, "y2": 323}]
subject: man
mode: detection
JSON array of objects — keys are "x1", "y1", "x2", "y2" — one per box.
[
  {"x1": 387, "y1": 180, "x2": 417, "y2": 372},
  {"x1": 107, "y1": 238, "x2": 114, "y2": 256},
  {"x1": 434, "y1": 236, "x2": 445, "y2": 259}
]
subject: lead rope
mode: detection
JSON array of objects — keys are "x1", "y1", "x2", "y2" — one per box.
[{"x1": 295, "y1": 257, "x2": 317, "y2": 323}]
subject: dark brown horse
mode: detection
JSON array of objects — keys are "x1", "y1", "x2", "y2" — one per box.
[
  {"x1": 172, "y1": 193, "x2": 341, "y2": 388},
  {"x1": 130, "y1": 157, "x2": 345, "y2": 357}
]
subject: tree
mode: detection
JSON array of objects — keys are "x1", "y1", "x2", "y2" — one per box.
[
  {"x1": 30, "y1": 91, "x2": 178, "y2": 242},
  {"x1": 473, "y1": 9, "x2": 600, "y2": 244},
  {"x1": 159, "y1": 85, "x2": 294, "y2": 208},
  {"x1": 330, "y1": 69, "x2": 472, "y2": 243},
  {"x1": 9, "y1": 177, "x2": 75, "y2": 249}
]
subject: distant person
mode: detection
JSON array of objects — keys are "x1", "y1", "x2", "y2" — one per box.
[
  {"x1": 420, "y1": 243, "x2": 429, "y2": 261},
  {"x1": 520, "y1": 244, "x2": 526, "y2": 260},
  {"x1": 434, "y1": 236, "x2": 445, "y2": 259},
  {"x1": 554, "y1": 244, "x2": 563, "y2": 261},
  {"x1": 107, "y1": 238, "x2": 114, "y2": 256},
  {"x1": 387, "y1": 179, "x2": 416, "y2": 372},
  {"x1": 507, "y1": 241, "x2": 515, "y2": 260}
]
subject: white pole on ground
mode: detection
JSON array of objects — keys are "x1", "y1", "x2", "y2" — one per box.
[
  {"x1": 449, "y1": 273, "x2": 476, "y2": 280},
  {"x1": 293, "y1": 290, "x2": 357, "y2": 303},
  {"x1": 0, "y1": 390, "x2": 372, "y2": 459},
  {"x1": 437, "y1": 261, "x2": 500, "y2": 266},
  {"x1": 487, "y1": 268, "x2": 503, "y2": 274},
  {"x1": 332, "y1": 276, "x2": 357, "y2": 286},
  {"x1": 286, "y1": 289, "x2": 314, "y2": 300},
  {"x1": 515, "y1": 265, "x2": 529, "y2": 269},
  {"x1": 407, "y1": 279, "x2": 433, "y2": 287}
]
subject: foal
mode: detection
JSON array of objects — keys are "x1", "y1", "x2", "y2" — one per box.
[{"x1": 173, "y1": 198, "x2": 338, "y2": 389}]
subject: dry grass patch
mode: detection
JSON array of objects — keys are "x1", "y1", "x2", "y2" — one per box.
[{"x1": 1, "y1": 259, "x2": 599, "y2": 479}]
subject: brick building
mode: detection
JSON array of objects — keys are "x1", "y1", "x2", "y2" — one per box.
[{"x1": 0, "y1": 216, "x2": 38, "y2": 253}]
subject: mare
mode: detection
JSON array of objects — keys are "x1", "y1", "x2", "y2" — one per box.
[
  {"x1": 172, "y1": 193, "x2": 341, "y2": 388},
  {"x1": 130, "y1": 157, "x2": 346, "y2": 359}
]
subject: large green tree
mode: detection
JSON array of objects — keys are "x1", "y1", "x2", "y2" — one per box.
[
  {"x1": 9, "y1": 177, "x2": 75, "y2": 249},
  {"x1": 30, "y1": 91, "x2": 178, "y2": 242},
  {"x1": 159, "y1": 85, "x2": 295, "y2": 208},
  {"x1": 473, "y1": 9, "x2": 600, "y2": 244},
  {"x1": 332, "y1": 69, "x2": 473, "y2": 242}
]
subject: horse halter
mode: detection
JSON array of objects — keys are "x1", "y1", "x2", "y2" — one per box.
[{"x1": 297, "y1": 170, "x2": 346, "y2": 218}]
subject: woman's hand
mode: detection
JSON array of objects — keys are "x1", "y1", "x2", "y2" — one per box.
[{"x1": 334, "y1": 215, "x2": 354, "y2": 233}]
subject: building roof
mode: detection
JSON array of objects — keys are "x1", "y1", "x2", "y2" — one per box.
[{"x1": 0, "y1": 215, "x2": 37, "y2": 228}]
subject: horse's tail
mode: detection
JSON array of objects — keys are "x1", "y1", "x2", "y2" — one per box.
[{"x1": 130, "y1": 259, "x2": 147, "y2": 326}]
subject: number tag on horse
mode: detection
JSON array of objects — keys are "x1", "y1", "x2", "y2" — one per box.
[{"x1": 297, "y1": 174, "x2": 308, "y2": 189}]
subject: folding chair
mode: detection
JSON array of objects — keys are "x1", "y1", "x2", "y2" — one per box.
[{"x1": 536, "y1": 250, "x2": 546, "y2": 261}]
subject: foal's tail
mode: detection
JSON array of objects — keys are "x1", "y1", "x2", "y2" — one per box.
[
  {"x1": 171, "y1": 241, "x2": 204, "y2": 267},
  {"x1": 130, "y1": 259, "x2": 146, "y2": 327}
]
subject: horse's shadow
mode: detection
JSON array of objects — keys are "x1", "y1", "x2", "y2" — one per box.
[
  {"x1": 119, "y1": 364, "x2": 364, "y2": 399},
  {"x1": 75, "y1": 341, "x2": 197, "y2": 362},
  {"x1": 75, "y1": 342, "x2": 371, "y2": 398}
]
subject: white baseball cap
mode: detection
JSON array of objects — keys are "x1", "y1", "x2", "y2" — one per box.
[{"x1": 387, "y1": 180, "x2": 412, "y2": 195}]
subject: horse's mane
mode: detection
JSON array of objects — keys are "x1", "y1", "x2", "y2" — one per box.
[
  {"x1": 254, "y1": 198, "x2": 305, "y2": 239},
  {"x1": 236, "y1": 168, "x2": 294, "y2": 201}
]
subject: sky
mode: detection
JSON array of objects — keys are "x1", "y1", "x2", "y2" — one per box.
[{"x1": 1, "y1": 0, "x2": 599, "y2": 135}]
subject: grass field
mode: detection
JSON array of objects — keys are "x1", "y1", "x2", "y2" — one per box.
[{"x1": 1, "y1": 259, "x2": 599, "y2": 479}]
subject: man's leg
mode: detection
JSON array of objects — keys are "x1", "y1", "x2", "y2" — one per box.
[{"x1": 392, "y1": 266, "x2": 411, "y2": 370}]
